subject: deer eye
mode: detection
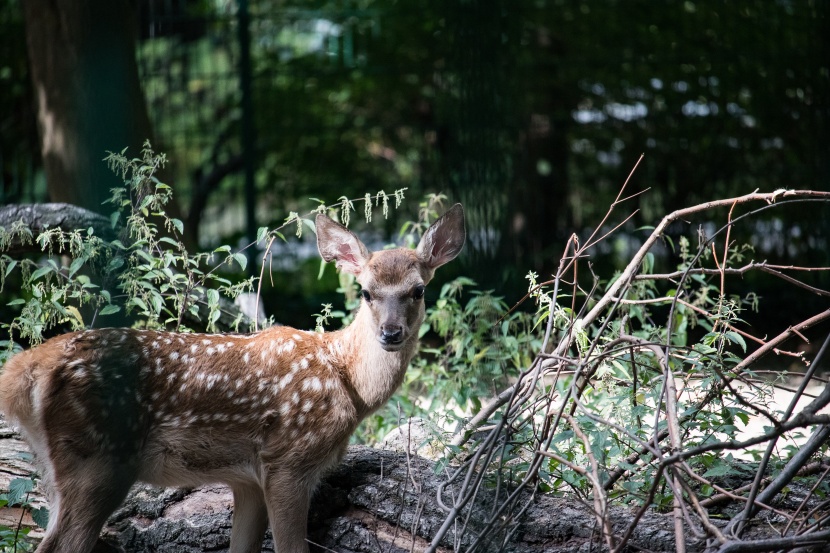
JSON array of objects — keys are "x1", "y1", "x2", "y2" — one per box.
[
  {"x1": 413, "y1": 285, "x2": 425, "y2": 300},
  {"x1": 361, "y1": 289, "x2": 372, "y2": 302}
]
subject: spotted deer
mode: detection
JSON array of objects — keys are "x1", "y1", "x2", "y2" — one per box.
[{"x1": 0, "y1": 204, "x2": 465, "y2": 553}]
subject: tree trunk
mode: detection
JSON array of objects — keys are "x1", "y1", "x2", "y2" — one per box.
[{"x1": 22, "y1": 0, "x2": 155, "y2": 212}]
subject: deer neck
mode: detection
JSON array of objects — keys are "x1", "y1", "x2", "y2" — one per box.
[{"x1": 332, "y1": 304, "x2": 421, "y2": 418}]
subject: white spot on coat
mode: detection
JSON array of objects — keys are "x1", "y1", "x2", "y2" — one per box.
[{"x1": 302, "y1": 377, "x2": 322, "y2": 392}]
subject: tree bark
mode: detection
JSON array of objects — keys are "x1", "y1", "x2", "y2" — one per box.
[{"x1": 22, "y1": 0, "x2": 156, "y2": 212}]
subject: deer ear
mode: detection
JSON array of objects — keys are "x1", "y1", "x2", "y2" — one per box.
[
  {"x1": 316, "y1": 213, "x2": 371, "y2": 276},
  {"x1": 416, "y1": 203, "x2": 466, "y2": 270}
]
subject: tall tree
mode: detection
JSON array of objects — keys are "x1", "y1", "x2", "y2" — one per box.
[{"x1": 23, "y1": 0, "x2": 155, "y2": 212}]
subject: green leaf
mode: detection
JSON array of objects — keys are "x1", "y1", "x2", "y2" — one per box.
[
  {"x1": 99, "y1": 304, "x2": 121, "y2": 316},
  {"x1": 703, "y1": 463, "x2": 735, "y2": 478},
  {"x1": 138, "y1": 195, "x2": 154, "y2": 212},
  {"x1": 135, "y1": 249, "x2": 155, "y2": 263},
  {"x1": 8, "y1": 477, "x2": 33, "y2": 505},
  {"x1": 232, "y1": 253, "x2": 248, "y2": 271},
  {"x1": 206, "y1": 312, "x2": 220, "y2": 331},
  {"x1": 149, "y1": 292, "x2": 164, "y2": 314},
  {"x1": 724, "y1": 331, "x2": 747, "y2": 352},
  {"x1": 127, "y1": 297, "x2": 148, "y2": 312},
  {"x1": 4, "y1": 259, "x2": 17, "y2": 278},
  {"x1": 7, "y1": 298, "x2": 25, "y2": 306},
  {"x1": 29, "y1": 265, "x2": 53, "y2": 281},
  {"x1": 642, "y1": 252, "x2": 655, "y2": 275},
  {"x1": 68, "y1": 257, "x2": 86, "y2": 278},
  {"x1": 106, "y1": 256, "x2": 125, "y2": 272},
  {"x1": 171, "y1": 218, "x2": 184, "y2": 234},
  {"x1": 31, "y1": 506, "x2": 49, "y2": 529},
  {"x1": 158, "y1": 236, "x2": 179, "y2": 247},
  {"x1": 207, "y1": 288, "x2": 220, "y2": 305}
]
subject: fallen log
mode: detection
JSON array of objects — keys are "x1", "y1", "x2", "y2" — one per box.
[{"x1": 1, "y1": 416, "x2": 792, "y2": 552}]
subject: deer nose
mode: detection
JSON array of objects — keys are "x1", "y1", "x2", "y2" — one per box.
[{"x1": 380, "y1": 325, "x2": 403, "y2": 345}]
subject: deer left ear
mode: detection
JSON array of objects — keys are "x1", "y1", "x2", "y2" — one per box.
[
  {"x1": 416, "y1": 203, "x2": 466, "y2": 270},
  {"x1": 316, "y1": 214, "x2": 371, "y2": 276}
]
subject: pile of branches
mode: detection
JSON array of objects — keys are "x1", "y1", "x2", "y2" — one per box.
[{"x1": 430, "y1": 184, "x2": 830, "y2": 553}]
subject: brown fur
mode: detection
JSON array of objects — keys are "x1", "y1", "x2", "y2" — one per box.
[{"x1": 0, "y1": 205, "x2": 465, "y2": 553}]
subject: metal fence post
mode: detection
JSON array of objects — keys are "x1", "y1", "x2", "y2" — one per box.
[{"x1": 237, "y1": 0, "x2": 257, "y2": 274}]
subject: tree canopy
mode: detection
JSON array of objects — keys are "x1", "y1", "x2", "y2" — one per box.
[{"x1": 1, "y1": 0, "x2": 827, "y2": 289}]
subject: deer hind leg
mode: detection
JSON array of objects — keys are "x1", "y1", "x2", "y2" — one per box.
[
  {"x1": 36, "y1": 454, "x2": 137, "y2": 553},
  {"x1": 229, "y1": 481, "x2": 268, "y2": 553},
  {"x1": 263, "y1": 468, "x2": 316, "y2": 553}
]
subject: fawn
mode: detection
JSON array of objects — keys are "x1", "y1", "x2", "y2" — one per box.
[{"x1": 0, "y1": 204, "x2": 465, "y2": 553}]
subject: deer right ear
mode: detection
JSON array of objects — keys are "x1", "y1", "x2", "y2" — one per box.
[
  {"x1": 315, "y1": 213, "x2": 371, "y2": 276},
  {"x1": 416, "y1": 203, "x2": 466, "y2": 270}
]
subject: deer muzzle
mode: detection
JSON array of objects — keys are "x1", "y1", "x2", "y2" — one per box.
[{"x1": 378, "y1": 324, "x2": 405, "y2": 350}]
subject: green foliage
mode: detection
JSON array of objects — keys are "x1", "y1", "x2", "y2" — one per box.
[
  {"x1": 101, "y1": 144, "x2": 259, "y2": 332},
  {"x1": 0, "y1": 225, "x2": 106, "y2": 350},
  {"x1": 0, "y1": 143, "x2": 255, "y2": 362},
  {"x1": 0, "y1": 476, "x2": 45, "y2": 552}
]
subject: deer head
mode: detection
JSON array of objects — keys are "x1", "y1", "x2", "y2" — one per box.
[{"x1": 316, "y1": 204, "x2": 465, "y2": 352}]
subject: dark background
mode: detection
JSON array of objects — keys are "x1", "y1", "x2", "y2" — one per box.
[{"x1": 1, "y1": 0, "x2": 828, "y2": 331}]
